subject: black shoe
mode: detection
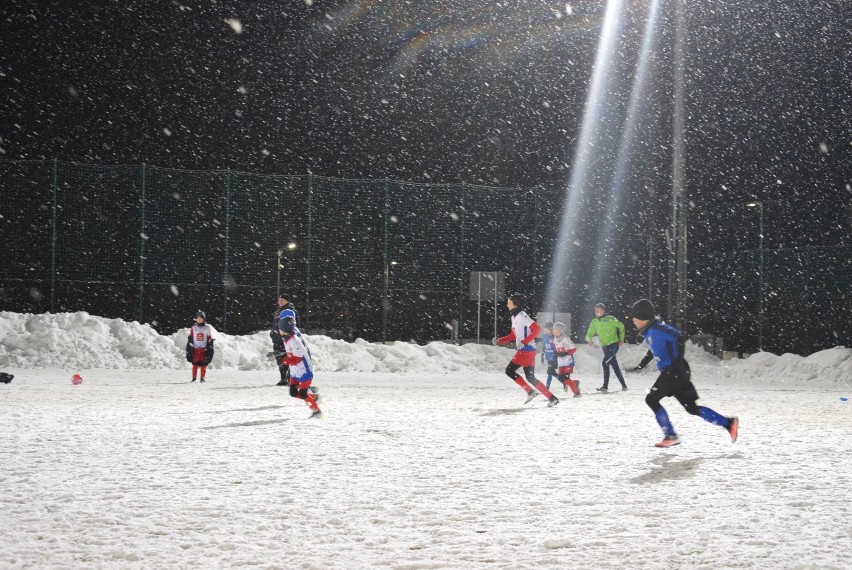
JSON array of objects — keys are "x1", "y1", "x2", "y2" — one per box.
[
  {"x1": 200, "y1": 379, "x2": 206, "y2": 383},
  {"x1": 0, "y1": 373, "x2": 13, "y2": 384},
  {"x1": 596, "y1": 387, "x2": 608, "y2": 393},
  {"x1": 276, "y1": 379, "x2": 289, "y2": 386},
  {"x1": 190, "y1": 378, "x2": 196, "y2": 382},
  {"x1": 621, "y1": 386, "x2": 628, "y2": 391}
]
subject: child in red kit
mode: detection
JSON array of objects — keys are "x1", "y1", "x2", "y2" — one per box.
[
  {"x1": 493, "y1": 292, "x2": 559, "y2": 407},
  {"x1": 552, "y1": 322, "x2": 581, "y2": 397},
  {"x1": 186, "y1": 310, "x2": 215, "y2": 382},
  {"x1": 278, "y1": 316, "x2": 322, "y2": 419}
]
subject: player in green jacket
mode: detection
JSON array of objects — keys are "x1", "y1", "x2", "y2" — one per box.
[{"x1": 585, "y1": 303, "x2": 627, "y2": 392}]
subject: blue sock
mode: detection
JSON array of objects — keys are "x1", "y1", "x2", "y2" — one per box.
[
  {"x1": 698, "y1": 406, "x2": 731, "y2": 427},
  {"x1": 655, "y1": 408, "x2": 676, "y2": 436},
  {"x1": 545, "y1": 375, "x2": 552, "y2": 389}
]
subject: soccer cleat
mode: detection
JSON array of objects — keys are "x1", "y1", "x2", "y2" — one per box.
[
  {"x1": 276, "y1": 379, "x2": 289, "y2": 386},
  {"x1": 655, "y1": 434, "x2": 680, "y2": 448},
  {"x1": 524, "y1": 391, "x2": 540, "y2": 404},
  {"x1": 573, "y1": 391, "x2": 582, "y2": 398},
  {"x1": 308, "y1": 410, "x2": 324, "y2": 419},
  {"x1": 596, "y1": 387, "x2": 608, "y2": 393},
  {"x1": 621, "y1": 386, "x2": 628, "y2": 391},
  {"x1": 310, "y1": 386, "x2": 319, "y2": 394},
  {"x1": 547, "y1": 397, "x2": 559, "y2": 408},
  {"x1": 190, "y1": 378, "x2": 196, "y2": 382},
  {"x1": 726, "y1": 417, "x2": 739, "y2": 443},
  {"x1": 200, "y1": 379, "x2": 206, "y2": 383}
]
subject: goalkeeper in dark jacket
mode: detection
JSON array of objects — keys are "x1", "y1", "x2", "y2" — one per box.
[
  {"x1": 186, "y1": 310, "x2": 215, "y2": 383},
  {"x1": 631, "y1": 299, "x2": 738, "y2": 448}
]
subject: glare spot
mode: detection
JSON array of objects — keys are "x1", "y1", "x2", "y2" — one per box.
[{"x1": 226, "y1": 19, "x2": 243, "y2": 34}]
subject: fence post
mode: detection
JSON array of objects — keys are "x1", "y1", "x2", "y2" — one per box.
[
  {"x1": 50, "y1": 158, "x2": 58, "y2": 313},
  {"x1": 457, "y1": 183, "x2": 466, "y2": 344},
  {"x1": 382, "y1": 180, "x2": 389, "y2": 343},
  {"x1": 222, "y1": 168, "x2": 232, "y2": 333},
  {"x1": 138, "y1": 163, "x2": 147, "y2": 322},
  {"x1": 306, "y1": 173, "x2": 313, "y2": 325}
]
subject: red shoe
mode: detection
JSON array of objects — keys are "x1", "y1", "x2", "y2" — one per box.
[
  {"x1": 727, "y1": 417, "x2": 739, "y2": 443},
  {"x1": 655, "y1": 434, "x2": 680, "y2": 448}
]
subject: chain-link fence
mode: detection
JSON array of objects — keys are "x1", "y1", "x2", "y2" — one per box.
[{"x1": 0, "y1": 160, "x2": 556, "y2": 341}]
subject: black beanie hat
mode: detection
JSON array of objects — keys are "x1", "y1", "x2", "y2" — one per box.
[{"x1": 630, "y1": 299, "x2": 655, "y2": 321}]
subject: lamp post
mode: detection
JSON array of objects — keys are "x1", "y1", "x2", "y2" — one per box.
[
  {"x1": 382, "y1": 261, "x2": 398, "y2": 344},
  {"x1": 276, "y1": 242, "x2": 297, "y2": 299},
  {"x1": 746, "y1": 202, "x2": 763, "y2": 352}
]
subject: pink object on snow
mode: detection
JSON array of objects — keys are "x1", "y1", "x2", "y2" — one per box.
[{"x1": 71, "y1": 374, "x2": 83, "y2": 385}]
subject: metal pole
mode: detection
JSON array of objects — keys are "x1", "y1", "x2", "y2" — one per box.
[
  {"x1": 138, "y1": 163, "x2": 147, "y2": 322},
  {"x1": 382, "y1": 181, "x2": 389, "y2": 343},
  {"x1": 648, "y1": 236, "x2": 654, "y2": 299},
  {"x1": 456, "y1": 183, "x2": 466, "y2": 345},
  {"x1": 306, "y1": 173, "x2": 313, "y2": 325},
  {"x1": 493, "y1": 271, "x2": 498, "y2": 340},
  {"x1": 50, "y1": 158, "x2": 58, "y2": 313},
  {"x1": 276, "y1": 248, "x2": 282, "y2": 299},
  {"x1": 758, "y1": 201, "x2": 764, "y2": 352},
  {"x1": 222, "y1": 168, "x2": 232, "y2": 333},
  {"x1": 672, "y1": 0, "x2": 688, "y2": 330},
  {"x1": 476, "y1": 273, "x2": 481, "y2": 344}
]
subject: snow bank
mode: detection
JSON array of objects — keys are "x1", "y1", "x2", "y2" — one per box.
[
  {"x1": 721, "y1": 347, "x2": 852, "y2": 385},
  {"x1": 1, "y1": 312, "x2": 847, "y2": 384}
]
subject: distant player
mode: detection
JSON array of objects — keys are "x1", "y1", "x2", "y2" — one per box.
[
  {"x1": 493, "y1": 292, "x2": 559, "y2": 407},
  {"x1": 541, "y1": 321, "x2": 558, "y2": 390},
  {"x1": 186, "y1": 310, "x2": 214, "y2": 383},
  {"x1": 273, "y1": 295, "x2": 319, "y2": 396},
  {"x1": 630, "y1": 298, "x2": 739, "y2": 447},
  {"x1": 552, "y1": 322, "x2": 580, "y2": 397},
  {"x1": 278, "y1": 316, "x2": 322, "y2": 419}
]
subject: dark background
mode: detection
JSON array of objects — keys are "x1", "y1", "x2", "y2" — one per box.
[{"x1": 1, "y1": 0, "x2": 850, "y2": 353}]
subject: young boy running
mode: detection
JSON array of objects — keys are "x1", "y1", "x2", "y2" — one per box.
[
  {"x1": 278, "y1": 316, "x2": 322, "y2": 419},
  {"x1": 630, "y1": 299, "x2": 739, "y2": 447},
  {"x1": 552, "y1": 322, "x2": 581, "y2": 397},
  {"x1": 493, "y1": 293, "x2": 559, "y2": 407},
  {"x1": 186, "y1": 310, "x2": 215, "y2": 383}
]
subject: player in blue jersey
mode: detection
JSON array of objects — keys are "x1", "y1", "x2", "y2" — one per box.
[
  {"x1": 540, "y1": 321, "x2": 559, "y2": 389},
  {"x1": 630, "y1": 299, "x2": 739, "y2": 448}
]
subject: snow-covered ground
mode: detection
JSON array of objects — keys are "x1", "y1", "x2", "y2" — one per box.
[{"x1": 1, "y1": 312, "x2": 851, "y2": 569}]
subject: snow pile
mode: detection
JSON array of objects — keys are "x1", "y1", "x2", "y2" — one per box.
[
  {"x1": 722, "y1": 347, "x2": 852, "y2": 385},
  {"x1": 1, "y1": 312, "x2": 847, "y2": 384}
]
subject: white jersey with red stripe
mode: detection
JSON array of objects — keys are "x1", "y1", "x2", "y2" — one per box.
[
  {"x1": 283, "y1": 333, "x2": 314, "y2": 381},
  {"x1": 552, "y1": 334, "x2": 576, "y2": 369},
  {"x1": 498, "y1": 310, "x2": 538, "y2": 352},
  {"x1": 189, "y1": 324, "x2": 214, "y2": 348}
]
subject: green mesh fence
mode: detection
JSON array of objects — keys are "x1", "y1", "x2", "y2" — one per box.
[{"x1": 0, "y1": 160, "x2": 554, "y2": 340}]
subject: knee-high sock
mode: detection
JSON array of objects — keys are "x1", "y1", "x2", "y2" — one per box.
[
  {"x1": 563, "y1": 378, "x2": 579, "y2": 395},
  {"x1": 546, "y1": 374, "x2": 553, "y2": 389},
  {"x1": 655, "y1": 408, "x2": 676, "y2": 436},
  {"x1": 306, "y1": 394, "x2": 320, "y2": 412},
  {"x1": 698, "y1": 406, "x2": 730, "y2": 427},
  {"x1": 199, "y1": 366, "x2": 207, "y2": 380},
  {"x1": 532, "y1": 381, "x2": 555, "y2": 399},
  {"x1": 192, "y1": 365, "x2": 198, "y2": 379},
  {"x1": 514, "y1": 377, "x2": 532, "y2": 393}
]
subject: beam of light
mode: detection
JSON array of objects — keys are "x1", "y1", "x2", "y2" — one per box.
[
  {"x1": 586, "y1": 0, "x2": 663, "y2": 306},
  {"x1": 544, "y1": 0, "x2": 625, "y2": 312}
]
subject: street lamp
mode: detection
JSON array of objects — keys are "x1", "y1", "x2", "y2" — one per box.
[
  {"x1": 276, "y1": 242, "x2": 297, "y2": 299},
  {"x1": 746, "y1": 202, "x2": 763, "y2": 352},
  {"x1": 382, "y1": 261, "x2": 398, "y2": 344}
]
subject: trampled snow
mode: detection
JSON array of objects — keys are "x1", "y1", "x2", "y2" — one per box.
[{"x1": 1, "y1": 312, "x2": 851, "y2": 569}]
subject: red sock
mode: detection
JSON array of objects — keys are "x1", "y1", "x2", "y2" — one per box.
[
  {"x1": 563, "y1": 378, "x2": 579, "y2": 395},
  {"x1": 514, "y1": 377, "x2": 531, "y2": 393},
  {"x1": 191, "y1": 365, "x2": 198, "y2": 379},
  {"x1": 534, "y1": 381, "x2": 555, "y2": 399},
  {"x1": 200, "y1": 366, "x2": 206, "y2": 380},
  {"x1": 305, "y1": 394, "x2": 320, "y2": 412}
]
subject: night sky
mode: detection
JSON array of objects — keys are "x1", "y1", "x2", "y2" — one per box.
[{"x1": 2, "y1": 0, "x2": 850, "y2": 350}]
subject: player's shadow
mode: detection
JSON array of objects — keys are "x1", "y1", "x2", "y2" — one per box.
[
  {"x1": 211, "y1": 405, "x2": 287, "y2": 414},
  {"x1": 478, "y1": 408, "x2": 526, "y2": 417},
  {"x1": 201, "y1": 418, "x2": 290, "y2": 430},
  {"x1": 630, "y1": 455, "x2": 705, "y2": 484}
]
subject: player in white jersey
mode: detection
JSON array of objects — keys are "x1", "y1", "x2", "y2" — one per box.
[
  {"x1": 186, "y1": 310, "x2": 215, "y2": 383},
  {"x1": 493, "y1": 292, "x2": 559, "y2": 407},
  {"x1": 278, "y1": 316, "x2": 322, "y2": 419},
  {"x1": 552, "y1": 322, "x2": 580, "y2": 397}
]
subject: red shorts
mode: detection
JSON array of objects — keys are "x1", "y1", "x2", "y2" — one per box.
[
  {"x1": 289, "y1": 379, "x2": 313, "y2": 389},
  {"x1": 510, "y1": 351, "x2": 536, "y2": 367},
  {"x1": 558, "y1": 366, "x2": 574, "y2": 375},
  {"x1": 192, "y1": 348, "x2": 207, "y2": 365}
]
